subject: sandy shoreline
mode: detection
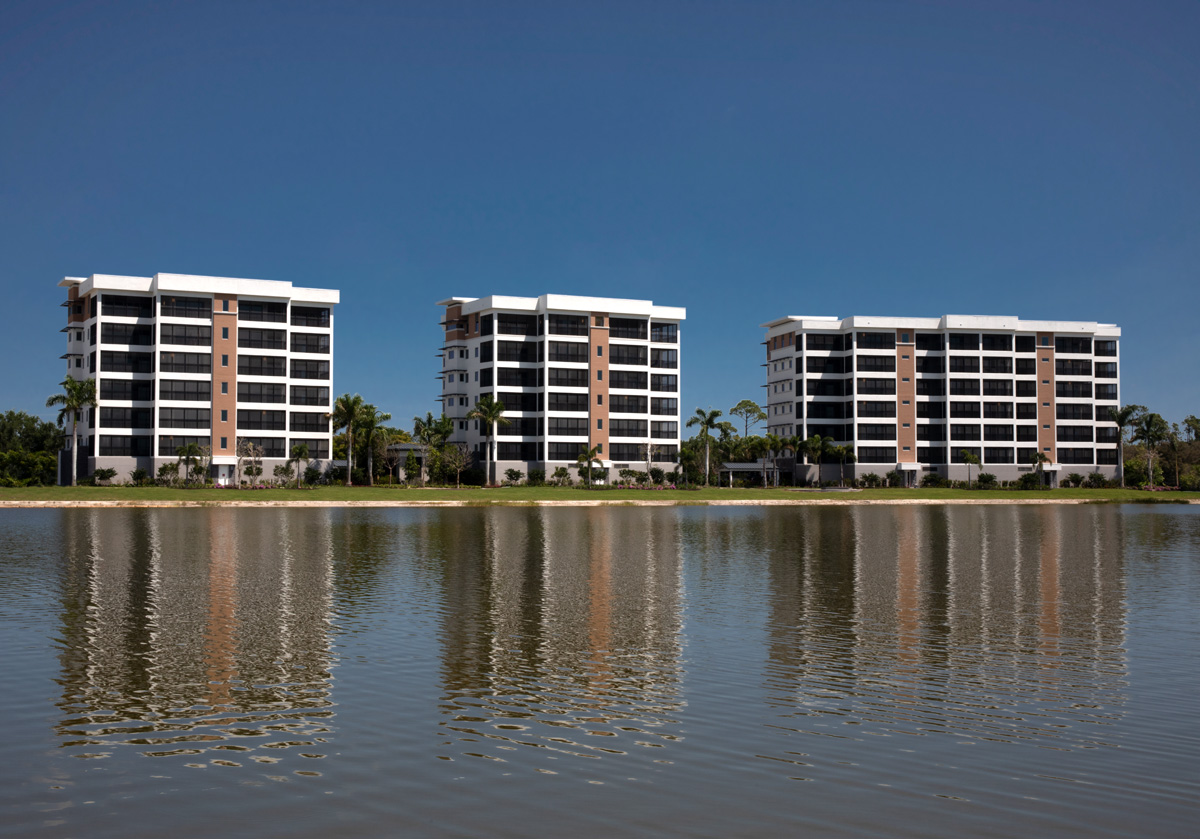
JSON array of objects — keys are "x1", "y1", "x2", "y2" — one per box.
[{"x1": 3, "y1": 497, "x2": 1195, "y2": 509}]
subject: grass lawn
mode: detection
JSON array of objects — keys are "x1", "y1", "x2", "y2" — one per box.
[{"x1": 1, "y1": 484, "x2": 1197, "y2": 505}]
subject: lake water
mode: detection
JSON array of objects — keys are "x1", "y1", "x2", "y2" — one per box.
[{"x1": 1, "y1": 504, "x2": 1197, "y2": 838}]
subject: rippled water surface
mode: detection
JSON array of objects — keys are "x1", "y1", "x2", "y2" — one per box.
[{"x1": 1, "y1": 505, "x2": 1198, "y2": 837}]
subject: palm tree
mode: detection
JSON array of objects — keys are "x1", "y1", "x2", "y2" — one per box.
[
  {"x1": 176, "y1": 442, "x2": 202, "y2": 486},
  {"x1": 1108, "y1": 404, "x2": 1146, "y2": 488},
  {"x1": 832, "y1": 444, "x2": 856, "y2": 487},
  {"x1": 576, "y1": 444, "x2": 603, "y2": 488},
  {"x1": 960, "y1": 449, "x2": 980, "y2": 487},
  {"x1": 357, "y1": 404, "x2": 392, "y2": 487},
  {"x1": 802, "y1": 434, "x2": 833, "y2": 485},
  {"x1": 1033, "y1": 451, "x2": 1051, "y2": 487},
  {"x1": 467, "y1": 395, "x2": 509, "y2": 485},
  {"x1": 686, "y1": 407, "x2": 722, "y2": 486},
  {"x1": 329, "y1": 393, "x2": 365, "y2": 485},
  {"x1": 290, "y1": 443, "x2": 310, "y2": 490},
  {"x1": 45, "y1": 376, "x2": 96, "y2": 486},
  {"x1": 1132, "y1": 411, "x2": 1169, "y2": 488},
  {"x1": 764, "y1": 433, "x2": 786, "y2": 487},
  {"x1": 745, "y1": 436, "x2": 769, "y2": 487}
]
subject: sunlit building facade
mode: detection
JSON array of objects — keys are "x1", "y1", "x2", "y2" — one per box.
[
  {"x1": 58, "y1": 273, "x2": 339, "y2": 484},
  {"x1": 761, "y1": 314, "x2": 1121, "y2": 483}
]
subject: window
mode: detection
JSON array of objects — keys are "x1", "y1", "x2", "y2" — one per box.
[
  {"x1": 917, "y1": 356, "x2": 944, "y2": 374},
  {"x1": 291, "y1": 333, "x2": 330, "y2": 354},
  {"x1": 160, "y1": 295, "x2": 212, "y2": 319},
  {"x1": 101, "y1": 323, "x2": 154, "y2": 345},
  {"x1": 1016, "y1": 380, "x2": 1037, "y2": 397},
  {"x1": 291, "y1": 306, "x2": 330, "y2": 327},
  {"x1": 99, "y1": 407, "x2": 154, "y2": 428},
  {"x1": 498, "y1": 367, "x2": 539, "y2": 387},
  {"x1": 949, "y1": 379, "x2": 980, "y2": 396},
  {"x1": 650, "y1": 348, "x2": 678, "y2": 369},
  {"x1": 1055, "y1": 336, "x2": 1092, "y2": 354},
  {"x1": 1059, "y1": 447, "x2": 1094, "y2": 464},
  {"x1": 98, "y1": 435, "x2": 152, "y2": 456},
  {"x1": 858, "y1": 446, "x2": 897, "y2": 464},
  {"x1": 858, "y1": 423, "x2": 896, "y2": 440},
  {"x1": 159, "y1": 380, "x2": 211, "y2": 401},
  {"x1": 1015, "y1": 335, "x2": 1036, "y2": 353},
  {"x1": 291, "y1": 359, "x2": 330, "y2": 380},
  {"x1": 597, "y1": 346, "x2": 603, "y2": 357},
  {"x1": 237, "y1": 410, "x2": 285, "y2": 431},
  {"x1": 291, "y1": 438, "x2": 330, "y2": 459},
  {"x1": 161, "y1": 407, "x2": 211, "y2": 428},
  {"x1": 549, "y1": 367, "x2": 588, "y2": 388},
  {"x1": 240, "y1": 436, "x2": 286, "y2": 458},
  {"x1": 980, "y1": 334, "x2": 1012, "y2": 352},
  {"x1": 984, "y1": 447, "x2": 1014, "y2": 463},
  {"x1": 289, "y1": 412, "x2": 329, "y2": 433},
  {"x1": 918, "y1": 446, "x2": 947, "y2": 463},
  {"x1": 950, "y1": 424, "x2": 981, "y2": 441},
  {"x1": 917, "y1": 425, "x2": 946, "y2": 441},
  {"x1": 1016, "y1": 404, "x2": 1037, "y2": 420},
  {"x1": 290, "y1": 386, "x2": 330, "y2": 406},
  {"x1": 611, "y1": 345, "x2": 648, "y2": 366},
  {"x1": 548, "y1": 342, "x2": 587, "y2": 363},
  {"x1": 809, "y1": 379, "x2": 846, "y2": 396},
  {"x1": 915, "y1": 333, "x2": 944, "y2": 351},
  {"x1": 650, "y1": 374, "x2": 677, "y2": 392},
  {"x1": 222, "y1": 299, "x2": 229, "y2": 312},
  {"x1": 857, "y1": 401, "x2": 895, "y2": 418},
  {"x1": 1055, "y1": 359, "x2": 1092, "y2": 377},
  {"x1": 497, "y1": 313, "x2": 540, "y2": 335},
  {"x1": 950, "y1": 402, "x2": 980, "y2": 418},
  {"x1": 221, "y1": 354, "x2": 228, "y2": 367},
  {"x1": 499, "y1": 392, "x2": 542, "y2": 412},
  {"x1": 651, "y1": 397, "x2": 677, "y2": 416},
  {"x1": 238, "y1": 355, "x2": 286, "y2": 377},
  {"x1": 548, "y1": 314, "x2": 587, "y2": 336},
  {"x1": 498, "y1": 340, "x2": 541, "y2": 363},
  {"x1": 611, "y1": 395, "x2": 648, "y2": 414},
  {"x1": 949, "y1": 356, "x2": 980, "y2": 373},
  {"x1": 916, "y1": 379, "x2": 945, "y2": 396},
  {"x1": 856, "y1": 332, "x2": 895, "y2": 350},
  {"x1": 857, "y1": 355, "x2": 896, "y2": 372},
  {"x1": 548, "y1": 417, "x2": 588, "y2": 436},
  {"x1": 982, "y1": 380, "x2": 1013, "y2": 397},
  {"x1": 103, "y1": 351, "x2": 154, "y2": 374},
  {"x1": 650, "y1": 322, "x2": 678, "y2": 343},
  {"x1": 498, "y1": 417, "x2": 542, "y2": 437},
  {"x1": 221, "y1": 382, "x2": 228, "y2": 395},
  {"x1": 808, "y1": 356, "x2": 845, "y2": 374},
  {"x1": 1016, "y1": 425, "x2": 1038, "y2": 441},
  {"x1": 238, "y1": 327, "x2": 286, "y2": 349},
  {"x1": 1057, "y1": 426, "x2": 1093, "y2": 442},
  {"x1": 809, "y1": 402, "x2": 845, "y2": 419},
  {"x1": 221, "y1": 410, "x2": 227, "y2": 422},
  {"x1": 239, "y1": 301, "x2": 286, "y2": 323},
  {"x1": 609, "y1": 419, "x2": 647, "y2": 437},
  {"x1": 1015, "y1": 358, "x2": 1036, "y2": 375},
  {"x1": 858, "y1": 378, "x2": 896, "y2": 395},
  {"x1": 1096, "y1": 384, "x2": 1118, "y2": 401},
  {"x1": 596, "y1": 370, "x2": 603, "y2": 382},
  {"x1": 1095, "y1": 340, "x2": 1117, "y2": 357},
  {"x1": 100, "y1": 379, "x2": 153, "y2": 401},
  {"x1": 651, "y1": 421, "x2": 678, "y2": 439},
  {"x1": 948, "y1": 333, "x2": 979, "y2": 351},
  {"x1": 982, "y1": 357, "x2": 1012, "y2": 374},
  {"x1": 610, "y1": 318, "x2": 647, "y2": 339},
  {"x1": 984, "y1": 425, "x2": 1013, "y2": 441},
  {"x1": 548, "y1": 441, "x2": 586, "y2": 460},
  {"x1": 806, "y1": 333, "x2": 845, "y2": 352},
  {"x1": 479, "y1": 341, "x2": 494, "y2": 363},
  {"x1": 548, "y1": 392, "x2": 588, "y2": 412},
  {"x1": 595, "y1": 316, "x2": 605, "y2": 327},
  {"x1": 1095, "y1": 362, "x2": 1118, "y2": 379},
  {"x1": 1056, "y1": 381, "x2": 1092, "y2": 399},
  {"x1": 239, "y1": 382, "x2": 286, "y2": 403},
  {"x1": 102, "y1": 294, "x2": 153, "y2": 318},
  {"x1": 983, "y1": 402, "x2": 1014, "y2": 419},
  {"x1": 916, "y1": 402, "x2": 946, "y2": 418},
  {"x1": 1057, "y1": 404, "x2": 1092, "y2": 421},
  {"x1": 951, "y1": 447, "x2": 982, "y2": 463}
]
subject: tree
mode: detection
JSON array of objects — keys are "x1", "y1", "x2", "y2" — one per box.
[
  {"x1": 413, "y1": 413, "x2": 454, "y2": 486},
  {"x1": 176, "y1": 442, "x2": 202, "y2": 486},
  {"x1": 960, "y1": 449, "x2": 980, "y2": 487},
  {"x1": 441, "y1": 442, "x2": 470, "y2": 488},
  {"x1": 686, "y1": 407, "x2": 723, "y2": 487},
  {"x1": 0, "y1": 410, "x2": 61, "y2": 455},
  {"x1": 801, "y1": 434, "x2": 833, "y2": 485},
  {"x1": 730, "y1": 399, "x2": 767, "y2": 438},
  {"x1": 1132, "y1": 412, "x2": 1170, "y2": 488},
  {"x1": 357, "y1": 404, "x2": 392, "y2": 487},
  {"x1": 745, "y1": 436, "x2": 769, "y2": 487},
  {"x1": 640, "y1": 441, "x2": 659, "y2": 478},
  {"x1": 764, "y1": 433, "x2": 788, "y2": 487},
  {"x1": 467, "y1": 395, "x2": 509, "y2": 485},
  {"x1": 290, "y1": 443, "x2": 310, "y2": 490},
  {"x1": 44, "y1": 377, "x2": 97, "y2": 486},
  {"x1": 329, "y1": 393, "x2": 366, "y2": 486},
  {"x1": 1184, "y1": 415, "x2": 1200, "y2": 443},
  {"x1": 576, "y1": 445, "x2": 603, "y2": 488},
  {"x1": 1033, "y1": 451, "x2": 1051, "y2": 487},
  {"x1": 1108, "y1": 404, "x2": 1147, "y2": 489},
  {"x1": 832, "y1": 444, "x2": 856, "y2": 487}
]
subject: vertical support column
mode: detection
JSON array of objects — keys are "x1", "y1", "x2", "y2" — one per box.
[
  {"x1": 212, "y1": 294, "x2": 238, "y2": 461},
  {"x1": 589, "y1": 312, "x2": 609, "y2": 461},
  {"x1": 896, "y1": 329, "x2": 917, "y2": 465},
  {"x1": 1036, "y1": 332, "x2": 1056, "y2": 466}
]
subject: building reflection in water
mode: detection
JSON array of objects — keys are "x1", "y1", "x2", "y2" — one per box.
[
  {"x1": 55, "y1": 508, "x2": 336, "y2": 770},
  {"x1": 429, "y1": 507, "x2": 685, "y2": 764},
  {"x1": 764, "y1": 505, "x2": 1127, "y2": 747}
]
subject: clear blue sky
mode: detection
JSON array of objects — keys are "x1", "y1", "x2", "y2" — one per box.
[{"x1": 3, "y1": 0, "x2": 1198, "y2": 429}]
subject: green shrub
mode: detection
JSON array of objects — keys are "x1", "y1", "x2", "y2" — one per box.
[
  {"x1": 976, "y1": 472, "x2": 997, "y2": 489},
  {"x1": 649, "y1": 467, "x2": 666, "y2": 485},
  {"x1": 1084, "y1": 471, "x2": 1109, "y2": 489},
  {"x1": 527, "y1": 468, "x2": 546, "y2": 486},
  {"x1": 920, "y1": 472, "x2": 947, "y2": 488},
  {"x1": 1016, "y1": 472, "x2": 1043, "y2": 490},
  {"x1": 504, "y1": 468, "x2": 524, "y2": 485}
]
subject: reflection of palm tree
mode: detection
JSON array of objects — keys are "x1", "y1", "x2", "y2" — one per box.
[
  {"x1": 467, "y1": 395, "x2": 508, "y2": 485},
  {"x1": 45, "y1": 376, "x2": 97, "y2": 486}
]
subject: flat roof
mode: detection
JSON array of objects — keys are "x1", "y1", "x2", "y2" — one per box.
[
  {"x1": 59, "y1": 273, "x2": 340, "y2": 304},
  {"x1": 438, "y1": 293, "x2": 685, "y2": 320},
  {"x1": 762, "y1": 313, "x2": 1119, "y2": 337}
]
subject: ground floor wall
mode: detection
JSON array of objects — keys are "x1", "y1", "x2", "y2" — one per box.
[
  {"x1": 65, "y1": 455, "x2": 335, "y2": 486},
  {"x1": 488, "y1": 459, "x2": 681, "y2": 485},
  {"x1": 792, "y1": 462, "x2": 1121, "y2": 486}
]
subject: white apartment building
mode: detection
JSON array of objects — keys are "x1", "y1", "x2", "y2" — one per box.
[
  {"x1": 58, "y1": 273, "x2": 339, "y2": 485},
  {"x1": 761, "y1": 314, "x2": 1121, "y2": 484},
  {"x1": 436, "y1": 295, "x2": 686, "y2": 482}
]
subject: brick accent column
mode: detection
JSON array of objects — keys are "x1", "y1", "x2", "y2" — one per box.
[
  {"x1": 589, "y1": 313, "x2": 609, "y2": 457},
  {"x1": 212, "y1": 294, "x2": 238, "y2": 457},
  {"x1": 1036, "y1": 333, "x2": 1056, "y2": 463},
  {"x1": 896, "y1": 330, "x2": 917, "y2": 463}
]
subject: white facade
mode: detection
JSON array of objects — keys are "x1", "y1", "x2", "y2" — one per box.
[
  {"x1": 762, "y1": 314, "x2": 1122, "y2": 484},
  {"x1": 437, "y1": 294, "x2": 686, "y2": 482},
  {"x1": 58, "y1": 273, "x2": 339, "y2": 485}
]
